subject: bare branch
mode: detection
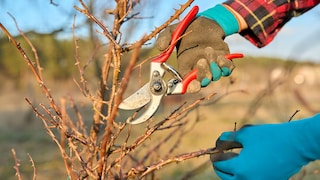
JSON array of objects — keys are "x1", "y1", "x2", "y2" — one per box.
[
  {"x1": 11, "y1": 149, "x2": 22, "y2": 180},
  {"x1": 74, "y1": 0, "x2": 121, "y2": 49},
  {"x1": 137, "y1": 147, "x2": 219, "y2": 179},
  {"x1": 8, "y1": 12, "x2": 43, "y2": 80},
  {"x1": 27, "y1": 153, "x2": 37, "y2": 180}
]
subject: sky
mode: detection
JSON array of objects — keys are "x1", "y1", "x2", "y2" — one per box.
[{"x1": 0, "y1": 0, "x2": 320, "y2": 62}]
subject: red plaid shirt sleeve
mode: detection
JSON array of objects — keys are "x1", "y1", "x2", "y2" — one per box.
[{"x1": 224, "y1": 0, "x2": 320, "y2": 47}]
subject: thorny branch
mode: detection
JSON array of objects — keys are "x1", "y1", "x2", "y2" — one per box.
[
  {"x1": 8, "y1": 13, "x2": 43, "y2": 80},
  {"x1": 11, "y1": 149, "x2": 22, "y2": 180},
  {"x1": 27, "y1": 153, "x2": 37, "y2": 180},
  {"x1": 136, "y1": 147, "x2": 220, "y2": 179}
]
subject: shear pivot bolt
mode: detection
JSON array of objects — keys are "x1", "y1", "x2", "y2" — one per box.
[{"x1": 153, "y1": 82, "x2": 162, "y2": 92}]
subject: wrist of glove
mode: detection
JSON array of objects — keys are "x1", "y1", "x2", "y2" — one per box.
[
  {"x1": 211, "y1": 114, "x2": 320, "y2": 180},
  {"x1": 198, "y1": 4, "x2": 240, "y2": 36}
]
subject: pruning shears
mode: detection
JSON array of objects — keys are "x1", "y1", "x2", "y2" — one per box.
[{"x1": 119, "y1": 6, "x2": 243, "y2": 124}]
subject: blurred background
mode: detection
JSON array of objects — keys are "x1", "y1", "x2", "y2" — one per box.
[{"x1": 0, "y1": 0, "x2": 320, "y2": 179}]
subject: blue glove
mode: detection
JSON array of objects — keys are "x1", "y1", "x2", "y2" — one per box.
[{"x1": 211, "y1": 114, "x2": 320, "y2": 180}]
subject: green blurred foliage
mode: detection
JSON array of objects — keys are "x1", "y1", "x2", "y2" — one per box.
[
  {"x1": 0, "y1": 36, "x2": 26, "y2": 78},
  {"x1": 0, "y1": 32, "x2": 95, "y2": 81}
]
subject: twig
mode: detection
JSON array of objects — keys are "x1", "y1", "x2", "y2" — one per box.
[
  {"x1": 68, "y1": 95, "x2": 88, "y2": 136},
  {"x1": 27, "y1": 153, "x2": 37, "y2": 180},
  {"x1": 74, "y1": 0, "x2": 121, "y2": 49},
  {"x1": 122, "y1": 0, "x2": 195, "y2": 52},
  {"x1": 25, "y1": 98, "x2": 59, "y2": 127},
  {"x1": 72, "y1": 15, "x2": 90, "y2": 98},
  {"x1": 137, "y1": 147, "x2": 219, "y2": 179},
  {"x1": 11, "y1": 149, "x2": 22, "y2": 180},
  {"x1": 8, "y1": 13, "x2": 43, "y2": 80},
  {"x1": 72, "y1": 15, "x2": 101, "y2": 100},
  {"x1": 288, "y1": 110, "x2": 300, "y2": 122}
]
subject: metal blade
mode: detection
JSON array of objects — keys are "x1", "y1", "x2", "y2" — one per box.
[
  {"x1": 127, "y1": 93, "x2": 163, "y2": 124},
  {"x1": 119, "y1": 83, "x2": 151, "y2": 110}
]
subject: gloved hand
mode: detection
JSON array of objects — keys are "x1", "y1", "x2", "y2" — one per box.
[
  {"x1": 156, "y1": 17, "x2": 232, "y2": 93},
  {"x1": 211, "y1": 114, "x2": 320, "y2": 180},
  {"x1": 156, "y1": 5, "x2": 240, "y2": 93}
]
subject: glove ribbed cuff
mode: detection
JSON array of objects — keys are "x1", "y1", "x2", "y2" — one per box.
[{"x1": 198, "y1": 4, "x2": 239, "y2": 36}]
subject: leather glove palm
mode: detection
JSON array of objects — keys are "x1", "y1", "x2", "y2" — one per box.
[{"x1": 156, "y1": 17, "x2": 234, "y2": 93}]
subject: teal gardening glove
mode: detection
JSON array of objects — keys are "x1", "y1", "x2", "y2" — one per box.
[
  {"x1": 211, "y1": 114, "x2": 320, "y2": 180},
  {"x1": 156, "y1": 5, "x2": 240, "y2": 93}
]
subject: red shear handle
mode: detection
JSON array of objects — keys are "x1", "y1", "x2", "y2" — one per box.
[
  {"x1": 152, "y1": 6, "x2": 199, "y2": 63},
  {"x1": 225, "y1": 53, "x2": 244, "y2": 60},
  {"x1": 180, "y1": 53, "x2": 244, "y2": 94}
]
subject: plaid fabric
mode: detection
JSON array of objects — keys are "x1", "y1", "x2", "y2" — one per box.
[{"x1": 224, "y1": 0, "x2": 320, "y2": 47}]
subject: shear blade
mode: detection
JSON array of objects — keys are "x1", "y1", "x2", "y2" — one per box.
[
  {"x1": 127, "y1": 93, "x2": 163, "y2": 124},
  {"x1": 119, "y1": 83, "x2": 151, "y2": 110}
]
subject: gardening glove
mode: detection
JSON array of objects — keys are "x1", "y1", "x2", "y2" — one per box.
[
  {"x1": 156, "y1": 5, "x2": 241, "y2": 93},
  {"x1": 211, "y1": 114, "x2": 320, "y2": 180}
]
